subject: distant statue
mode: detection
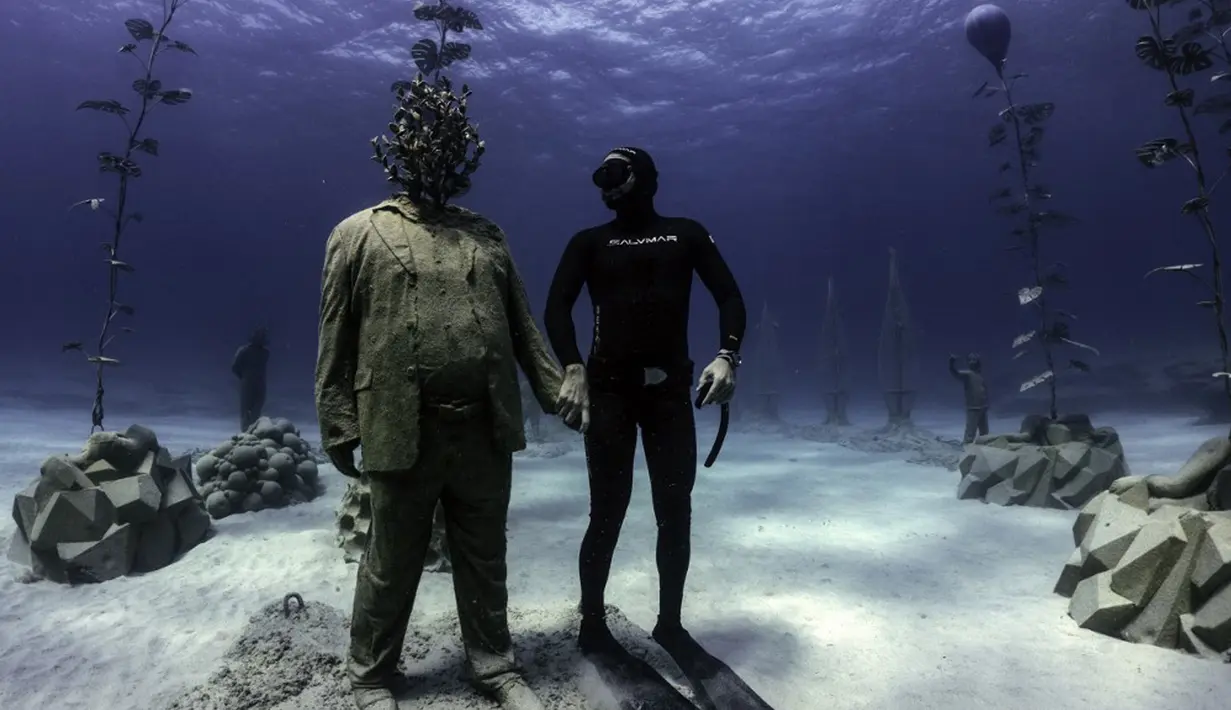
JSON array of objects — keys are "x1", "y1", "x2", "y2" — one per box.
[
  {"x1": 232, "y1": 327, "x2": 269, "y2": 432},
  {"x1": 949, "y1": 352, "x2": 989, "y2": 443}
]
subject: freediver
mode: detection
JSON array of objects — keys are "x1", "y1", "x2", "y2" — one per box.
[
  {"x1": 949, "y1": 352, "x2": 989, "y2": 443},
  {"x1": 544, "y1": 146, "x2": 747, "y2": 654},
  {"x1": 232, "y1": 326, "x2": 270, "y2": 432}
]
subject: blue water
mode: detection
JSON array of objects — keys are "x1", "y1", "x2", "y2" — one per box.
[{"x1": 2, "y1": 0, "x2": 1227, "y2": 424}]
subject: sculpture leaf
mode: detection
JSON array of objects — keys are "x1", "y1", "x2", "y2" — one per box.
[
  {"x1": 440, "y1": 41, "x2": 471, "y2": 67},
  {"x1": 1144, "y1": 263, "x2": 1203, "y2": 278},
  {"x1": 125, "y1": 19, "x2": 156, "y2": 41},
  {"x1": 1135, "y1": 35, "x2": 1175, "y2": 70},
  {"x1": 1016, "y1": 102, "x2": 1054, "y2": 124},
  {"x1": 133, "y1": 79, "x2": 162, "y2": 99},
  {"x1": 1019, "y1": 370, "x2": 1054, "y2": 392},
  {"x1": 413, "y1": 4, "x2": 441, "y2": 21},
  {"x1": 1165, "y1": 88, "x2": 1195, "y2": 107},
  {"x1": 412, "y1": 38, "x2": 439, "y2": 75},
  {"x1": 165, "y1": 40, "x2": 196, "y2": 54},
  {"x1": 1135, "y1": 137, "x2": 1182, "y2": 166},
  {"x1": 1181, "y1": 196, "x2": 1210, "y2": 214},
  {"x1": 158, "y1": 89, "x2": 193, "y2": 105},
  {"x1": 131, "y1": 138, "x2": 159, "y2": 156},
  {"x1": 1171, "y1": 42, "x2": 1213, "y2": 75},
  {"x1": 77, "y1": 99, "x2": 129, "y2": 115}
]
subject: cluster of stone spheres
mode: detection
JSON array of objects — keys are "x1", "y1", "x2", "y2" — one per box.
[
  {"x1": 8, "y1": 424, "x2": 211, "y2": 584},
  {"x1": 194, "y1": 417, "x2": 324, "y2": 519}
]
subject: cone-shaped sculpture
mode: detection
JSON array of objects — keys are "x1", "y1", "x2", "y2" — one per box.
[
  {"x1": 819, "y1": 276, "x2": 852, "y2": 426},
  {"x1": 744, "y1": 301, "x2": 782, "y2": 422},
  {"x1": 877, "y1": 248, "x2": 918, "y2": 425}
]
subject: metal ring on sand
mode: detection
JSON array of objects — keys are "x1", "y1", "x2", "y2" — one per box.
[{"x1": 283, "y1": 592, "x2": 305, "y2": 618}]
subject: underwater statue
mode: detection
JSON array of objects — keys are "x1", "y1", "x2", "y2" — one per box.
[
  {"x1": 315, "y1": 196, "x2": 564, "y2": 710},
  {"x1": 315, "y1": 66, "x2": 563, "y2": 710},
  {"x1": 544, "y1": 145, "x2": 753, "y2": 687},
  {"x1": 231, "y1": 327, "x2": 269, "y2": 432},
  {"x1": 949, "y1": 352, "x2": 989, "y2": 443}
]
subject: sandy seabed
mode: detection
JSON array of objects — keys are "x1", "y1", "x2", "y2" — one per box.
[{"x1": 1, "y1": 401, "x2": 1228, "y2": 710}]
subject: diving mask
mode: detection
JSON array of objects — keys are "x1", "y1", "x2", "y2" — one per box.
[{"x1": 592, "y1": 152, "x2": 636, "y2": 200}]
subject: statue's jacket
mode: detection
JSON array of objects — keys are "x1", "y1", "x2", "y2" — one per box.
[{"x1": 314, "y1": 197, "x2": 562, "y2": 472}]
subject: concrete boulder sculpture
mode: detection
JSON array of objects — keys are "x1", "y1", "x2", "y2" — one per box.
[
  {"x1": 958, "y1": 414, "x2": 1128, "y2": 508},
  {"x1": 1054, "y1": 435, "x2": 1231, "y2": 660},
  {"x1": 195, "y1": 416, "x2": 324, "y2": 520},
  {"x1": 8, "y1": 424, "x2": 212, "y2": 583},
  {"x1": 336, "y1": 474, "x2": 450, "y2": 572}
]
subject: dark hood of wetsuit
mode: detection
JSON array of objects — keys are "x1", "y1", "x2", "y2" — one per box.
[{"x1": 594, "y1": 146, "x2": 659, "y2": 217}]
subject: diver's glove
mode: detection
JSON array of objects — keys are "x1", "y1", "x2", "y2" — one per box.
[
  {"x1": 697, "y1": 351, "x2": 738, "y2": 406},
  {"x1": 326, "y1": 438, "x2": 362, "y2": 479},
  {"x1": 555, "y1": 363, "x2": 591, "y2": 433}
]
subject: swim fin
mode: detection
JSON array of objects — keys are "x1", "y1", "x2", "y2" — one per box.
[
  {"x1": 651, "y1": 629, "x2": 776, "y2": 710},
  {"x1": 584, "y1": 642, "x2": 698, "y2": 710}
]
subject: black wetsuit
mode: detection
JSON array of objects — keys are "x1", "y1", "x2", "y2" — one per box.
[{"x1": 544, "y1": 213, "x2": 745, "y2": 628}]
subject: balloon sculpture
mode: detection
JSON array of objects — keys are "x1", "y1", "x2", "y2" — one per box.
[
  {"x1": 964, "y1": 4, "x2": 1011, "y2": 74},
  {"x1": 962, "y1": 3, "x2": 1086, "y2": 421}
]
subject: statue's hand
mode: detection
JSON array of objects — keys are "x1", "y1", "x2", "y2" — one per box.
[
  {"x1": 556, "y1": 364, "x2": 591, "y2": 433},
  {"x1": 1108, "y1": 475, "x2": 1145, "y2": 495},
  {"x1": 326, "y1": 439, "x2": 362, "y2": 478}
]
